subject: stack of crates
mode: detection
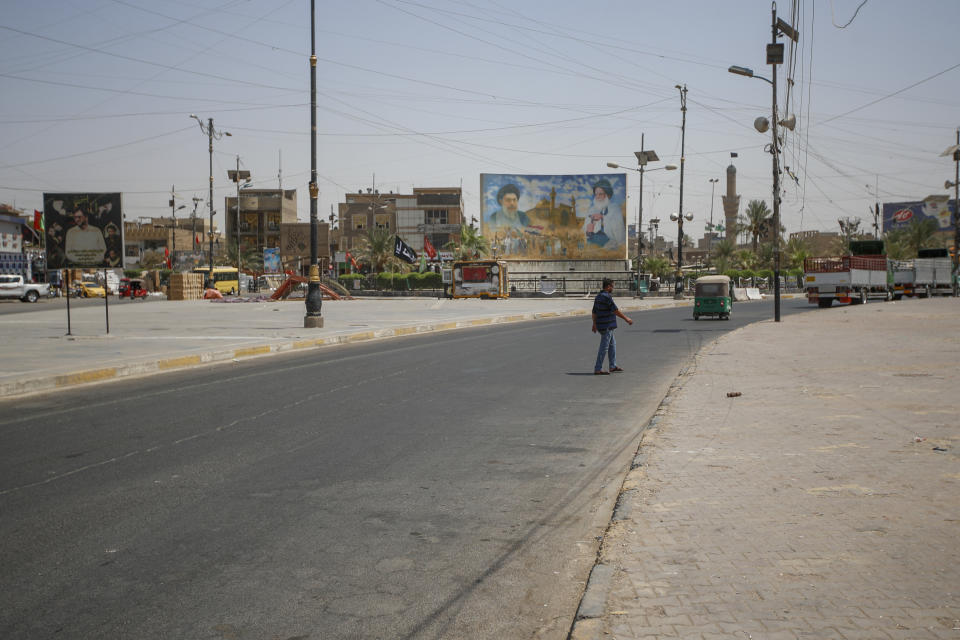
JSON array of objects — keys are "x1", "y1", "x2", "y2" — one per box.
[{"x1": 167, "y1": 272, "x2": 204, "y2": 300}]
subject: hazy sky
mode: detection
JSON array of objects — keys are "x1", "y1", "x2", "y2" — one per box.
[{"x1": 1, "y1": 0, "x2": 958, "y2": 246}]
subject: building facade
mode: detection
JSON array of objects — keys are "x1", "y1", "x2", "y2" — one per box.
[
  {"x1": 334, "y1": 186, "x2": 462, "y2": 261},
  {"x1": 224, "y1": 189, "x2": 298, "y2": 257}
]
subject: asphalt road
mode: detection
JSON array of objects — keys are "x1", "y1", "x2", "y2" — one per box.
[{"x1": 0, "y1": 298, "x2": 815, "y2": 639}]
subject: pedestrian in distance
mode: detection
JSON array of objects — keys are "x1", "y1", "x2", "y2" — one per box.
[{"x1": 592, "y1": 278, "x2": 632, "y2": 375}]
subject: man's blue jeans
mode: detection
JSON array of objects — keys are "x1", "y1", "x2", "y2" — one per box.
[{"x1": 595, "y1": 328, "x2": 616, "y2": 372}]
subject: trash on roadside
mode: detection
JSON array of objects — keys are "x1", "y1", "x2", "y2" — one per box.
[
  {"x1": 933, "y1": 446, "x2": 948, "y2": 452},
  {"x1": 726, "y1": 391, "x2": 742, "y2": 398},
  {"x1": 914, "y1": 436, "x2": 926, "y2": 443}
]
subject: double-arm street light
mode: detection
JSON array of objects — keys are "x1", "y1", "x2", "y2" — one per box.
[
  {"x1": 707, "y1": 178, "x2": 719, "y2": 238},
  {"x1": 728, "y1": 1, "x2": 799, "y2": 322},
  {"x1": 190, "y1": 114, "x2": 231, "y2": 285},
  {"x1": 606, "y1": 134, "x2": 676, "y2": 295}
]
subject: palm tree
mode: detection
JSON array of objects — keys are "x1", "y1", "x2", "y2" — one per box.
[
  {"x1": 734, "y1": 249, "x2": 759, "y2": 271},
  {"x1": 883, "y1": 228, "x2": 911, "y2": 260},
  {"x1": 902, "y1": 218, "x2": 939, "y2": 256},
  {"x1": 710, "y1": 238, "x2": 736, "y2": 273},
  {"x1": 354, "y1": 228, "x2": 396, "y2": 273},
  {"x1": 743, "y1": 200, "x2": 772, "y2": 252},
  {"x1": 447, "y1": 225, "x2": 490, "y2": 260},
  {"x1": 643, "y1": 256, "x2": 672, "y2": 280},
  {"x1": 223, "y1": 241, "x2": 263, "y2": 272},
  {"x1": 784, "y1": 236, "x2": 810, "y2": 271}
]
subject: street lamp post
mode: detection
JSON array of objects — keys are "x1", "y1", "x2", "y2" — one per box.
[
  {"x1": 708, "y1": 178, "x2": 719, "y2": 237},
  {"x1": 674, "y1": 84, "x2": 688, "y2": 299},
  {"x1": 304, "y1": 0, "x2": 323, "y2": 328},
  {"x1": 228, "y1": 158, "x2": 251, "y2": 294},
  {"x1": 728, "y1": 3, "x2": 798, "y2": 322},
  {"x1": 944, "y1": 128, "x2": 960, "y2": 297},
  {"x1": 190, "y1": 115, "x2": 231, "y2": 286},
  {"x1": 606, "y1": 140, "x2": 676, "y2": 296}
]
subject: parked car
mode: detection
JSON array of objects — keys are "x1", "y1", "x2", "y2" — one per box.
[
  {"x1": 75, "y1": 281, "x2": 107, "y2": 298},
  {"x1": 0, "y1": 274, "x2": 51, "y2": 303}
]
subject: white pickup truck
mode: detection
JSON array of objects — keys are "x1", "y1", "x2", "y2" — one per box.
[{"x1": 0, "y1": 274, "x2": 51, "y2": 303}]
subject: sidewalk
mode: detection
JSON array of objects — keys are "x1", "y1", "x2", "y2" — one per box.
[
  {"x1": 572, "y1": 298, "x2": 960, "y2": 639},
  {"x1": 0, "y1": 294, "x2": 691, "y2": 397}
]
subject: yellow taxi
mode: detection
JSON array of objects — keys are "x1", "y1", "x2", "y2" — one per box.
[{"x1": 75, "y1": 281, "x2": 107, "y2": 298}]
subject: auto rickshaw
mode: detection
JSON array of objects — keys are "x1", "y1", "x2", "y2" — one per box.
[
  {"x1": 693, "y1": 275, "x2": 732, "y2": 320},
  {"x1": 118, "y1": 278, "x2": 148, "y2": 299}
]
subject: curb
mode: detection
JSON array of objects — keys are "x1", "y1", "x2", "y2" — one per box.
[
  {"x1": 2, "y1": 294, "x2": 795, "y2": 398},
  {"x1": 1, "y1": 301, "x2": 692, "y2": 398},
  {"x1": 567, "y1": 362, "x2": 697, "y2": 640}
]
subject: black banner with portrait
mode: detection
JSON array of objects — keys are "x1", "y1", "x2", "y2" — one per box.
[{"x1": 43, "y1": 193, "x2": 123, "y2": 269}]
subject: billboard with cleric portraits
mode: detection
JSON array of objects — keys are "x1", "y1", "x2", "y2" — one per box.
[{"x1": 480, "y1": 173, "x2": 627, "y2": 260}]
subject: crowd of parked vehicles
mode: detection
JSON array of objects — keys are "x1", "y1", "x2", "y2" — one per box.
[{"x1": 804, "y1": 241, "x2": 956, "y2": 308}]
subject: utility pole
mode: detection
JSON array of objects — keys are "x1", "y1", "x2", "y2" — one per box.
[
  {"x1": 954, "y1": 128, "x2": 959, "y2": 297},
  {"x1": 170, "y1": 185, "x2": 177, "y2": 256},
  {"x1": 674, "y1": 84, "x2": 688, "y2": 300},
  {"x1": 190, "y1": 114, "x2": 232, "y2": 284}
]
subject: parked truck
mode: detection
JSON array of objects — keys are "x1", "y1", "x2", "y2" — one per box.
[
  {"x1": 887, "y1": 248, "x2": 954, "y2": 300},
  {"x1": 803, "y1": 240, "x2": 891, "y2": 308},
  {"x1": 0, "y1": 274, "x2": 51, "y2": 302}
]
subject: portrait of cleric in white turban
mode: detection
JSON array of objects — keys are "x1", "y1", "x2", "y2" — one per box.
[{"x1": 481, "y1": 173, "x2": 626, "y2": 260}]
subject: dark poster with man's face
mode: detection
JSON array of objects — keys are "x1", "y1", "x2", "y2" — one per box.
[{"x1": 43, "y1": 193, "x2": 123, "y2": 269}]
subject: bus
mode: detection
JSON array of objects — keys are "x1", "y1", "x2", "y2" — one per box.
[{"x1": 192, "y1": 266, "x2": 240, "y2": 295}]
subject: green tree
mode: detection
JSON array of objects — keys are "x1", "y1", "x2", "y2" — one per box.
[
  {"x1": 902, "y1": 218, "x2": 939, "y2": 256},
  {"x1": 223, "y1": 241, "x2": 264, "y2": 272},
  {"x1": 643, "y1": 256, "x2": 672, "y2": 280},
  {"x1": 734, "y1": 248, "x2": 759, "y2": 271},
  {"x1": 710, "y1": 238, "x2": 736, "y2": 273},
  {"x1": 743, "y1": 200, "x2": 772, "y2": 253},
  {"x1": 883, "y1": 228, "x2": 912, "y2": 260},
  {"x1": 784, "y1": 236, "x2": 810, "y2": 271},
  {"x1": 354, "y1": 228, "x2": 398, "y2": 273},
  {"x1": 755, "y1": 243, "x2": 775, "y2": 270},
  {"x1": 446, "y1": 225, "x2": 490, "y2": 260},
  {"x1": 836, "y1": 216, "x2": 863, "y2": 254}
]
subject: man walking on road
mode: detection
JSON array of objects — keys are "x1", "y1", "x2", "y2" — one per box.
[{"x1": 592, "y1": 278, "x2": 632, "y2": 375}]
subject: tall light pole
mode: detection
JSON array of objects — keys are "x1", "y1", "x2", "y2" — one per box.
[
  {"x1": 228, "y1": 158, "x2": 251, "y2": 293},
  {"x1": 674, "y1": 84, "x2": 688, "y2": 299},
  {"x1": 606, "y1": 142, "x2": 676, "y2": 296},
  {"x1": 304, "y1": 0, "x2": 323, "y2": 327},
  {"x1": 708, "y1": 178, "x2": 719, "y2": 236},
  {"x1": 943, "y1": 128, "x2": 960, "y2": 297},
  {"x1": 728, "y1": 2, "x2": 798, "y2": 322},
  {"x1": 190, "y1": 115, "x2": 231, "y2": 286}
]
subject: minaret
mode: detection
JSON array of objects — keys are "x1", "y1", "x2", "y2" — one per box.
[{"x1": 721, "y1": 161, "x2": 740, "y2": 243}]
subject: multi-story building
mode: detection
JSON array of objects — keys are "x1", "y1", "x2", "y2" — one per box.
[
  {"x1": 334, "y1": 186, "x2": 462, "y2": 261},
  {"x1": 0, "y1": 206, "x2": 28, "y2": 275},
  {"x1": 224, "y1": 189, "x2": 298, "y2": 257},
  {"x1": 123, "y1": 217, "x2": 212, "y2": 269}
]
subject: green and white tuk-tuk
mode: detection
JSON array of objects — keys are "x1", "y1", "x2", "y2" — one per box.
[{"x1": 693, "y1": 275, "x2": 732, "y2": 320}]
